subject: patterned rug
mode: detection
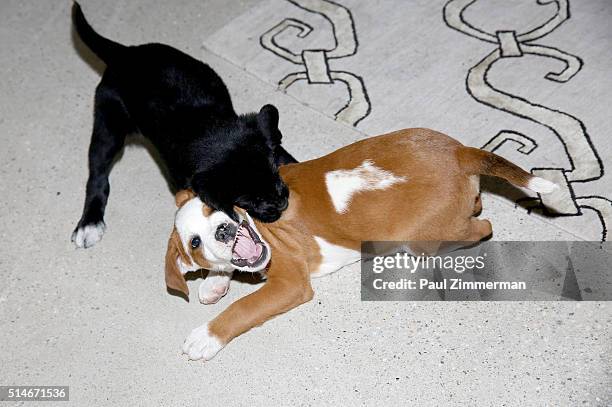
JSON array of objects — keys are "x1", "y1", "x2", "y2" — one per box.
[{"x1": 204, "y1": 0, "x2": 612, "y2": 241}]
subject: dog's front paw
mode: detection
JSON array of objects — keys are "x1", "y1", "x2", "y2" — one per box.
[
  {"x1": 182, "y1": 324, "x2": 224, "y2": 361},
  {"x1": 71, "y1": 221, "x2": 106, "y2": 248},
  {"x1": 198, "y1": 271, "x2": 231, "y2": 304}
]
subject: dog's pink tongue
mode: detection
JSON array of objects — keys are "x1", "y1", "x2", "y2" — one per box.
[{"x1": 234, "y1": 235, "x2": 262, "y2": 261}]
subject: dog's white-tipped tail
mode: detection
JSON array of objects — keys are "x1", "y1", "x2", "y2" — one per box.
[{"x1": 527, "y1": 177, "x2": 558, "y2": 194}]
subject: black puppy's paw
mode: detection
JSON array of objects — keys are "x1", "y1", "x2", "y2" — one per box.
[{"x1": 72, "y1": 220, "x2": 106, "y2": 248}]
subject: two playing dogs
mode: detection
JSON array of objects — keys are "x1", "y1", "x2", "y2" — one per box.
[{"x1": 72, "y1": 4, "x2": 556, "y2": 360}]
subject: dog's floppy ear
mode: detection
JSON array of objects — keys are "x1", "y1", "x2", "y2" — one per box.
[
  {"x1": 175, "y1": 189, "x2": 196, "y2": 208},
  {"x1": 165, "y1": 228, "x2": 190, "y2": 296},
  {"x1": 257, "y1": 104, "x2": 282, "y2": 148}
]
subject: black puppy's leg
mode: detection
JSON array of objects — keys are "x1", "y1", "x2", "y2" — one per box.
[
  {"x1": 72, "y1": 83, "x2": 133, "y2": 248},
  {"x1": 274, "y1": 146, "x2": 298, "y2": 165}
]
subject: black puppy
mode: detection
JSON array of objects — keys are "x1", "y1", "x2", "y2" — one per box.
[{"x1": 71, "y1": 3, "x2": 296, "y2": 248}]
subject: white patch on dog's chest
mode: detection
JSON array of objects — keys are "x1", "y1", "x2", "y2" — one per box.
[
  {"x1": 324, "y1": 160, "x2": 406, "y2": 213},
  {"x1": 311, "y1": 236, "x2": 361, "y2": 278}
]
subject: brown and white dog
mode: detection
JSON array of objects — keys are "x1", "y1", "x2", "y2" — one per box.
[{"x1": 165, "y1": 128, "x2": 556, "y2": 361}]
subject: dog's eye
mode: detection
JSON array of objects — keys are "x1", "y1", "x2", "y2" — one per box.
[{"x1": 190, "y1": 236, "x2": 201, "y2": 249}]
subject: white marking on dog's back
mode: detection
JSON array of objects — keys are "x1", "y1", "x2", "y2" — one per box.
[
  {"x1": 325, "y1": 160, "x2": 406, "y2": 213},
  {"x1": 311, "y1": 236, "x2": 361, "y2": 278}
]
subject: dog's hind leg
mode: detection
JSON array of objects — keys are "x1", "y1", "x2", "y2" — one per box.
[
  {"x1": 72, "y1": 79, "x2": 134, "y2": 248},
  {"x1": 473, "y1": 194, "x2": 483, "y2": 216},
  {"x1": 464, "y1": 218, "x2": 492, "y2": 242},
  {"x1": 438, "y1": 218, "x2": 492, "y2": 253}
]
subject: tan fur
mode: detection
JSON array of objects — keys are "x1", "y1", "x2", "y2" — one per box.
[
  {"x1": 165, "y1": 229, "x2": 192, "y2": 295},
  {"x1": 457, "y1": 147, "x2": 532, "y2": 187},
  {"x1": 175, "y1": 189, "x2": 196, "y2": 207},
  {"x1": 168, "y1": 128, "x2": 538, "y2": 347}
]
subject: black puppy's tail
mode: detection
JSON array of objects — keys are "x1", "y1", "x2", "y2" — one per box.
[{"x1": 72, "y1": 2, "x2": 126, "y2": 64}]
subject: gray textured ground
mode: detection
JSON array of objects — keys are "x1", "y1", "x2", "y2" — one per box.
[{"x1": 0, "y1": 1, "x2": 610, "y2": 406}]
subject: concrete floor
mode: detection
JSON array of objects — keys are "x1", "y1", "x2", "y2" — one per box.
[{"x1": 0, "y1": 1, "x2": 610, "y2": 406}]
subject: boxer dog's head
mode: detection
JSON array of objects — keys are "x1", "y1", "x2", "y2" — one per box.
[{"x1": 165, "y1": 190, "x2": 271, "y2": 296}]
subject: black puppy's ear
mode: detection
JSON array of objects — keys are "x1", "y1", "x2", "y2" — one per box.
[
  {"x1": 257, "y1": 104, "x2": 281, "y2": 148},
  {"x1": 191, "y1": 171, "x2": 239, "y2": 222}
]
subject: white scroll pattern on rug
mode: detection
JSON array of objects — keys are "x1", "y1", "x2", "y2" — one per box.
[
  {"x1": 444, "y1": 0, "x2": 610, "y2": 241},
  {"x1": 260, "y1": 0, "x2": 371, "y2": 126}
]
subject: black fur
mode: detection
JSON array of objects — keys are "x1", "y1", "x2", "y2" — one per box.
[{"x1": 71, "y1": 3, "x2": 297, "y2": 247}]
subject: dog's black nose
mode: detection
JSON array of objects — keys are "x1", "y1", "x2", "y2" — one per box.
[{"x1": 215, "y1": 223, "x2": 237, "y2": 243}]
